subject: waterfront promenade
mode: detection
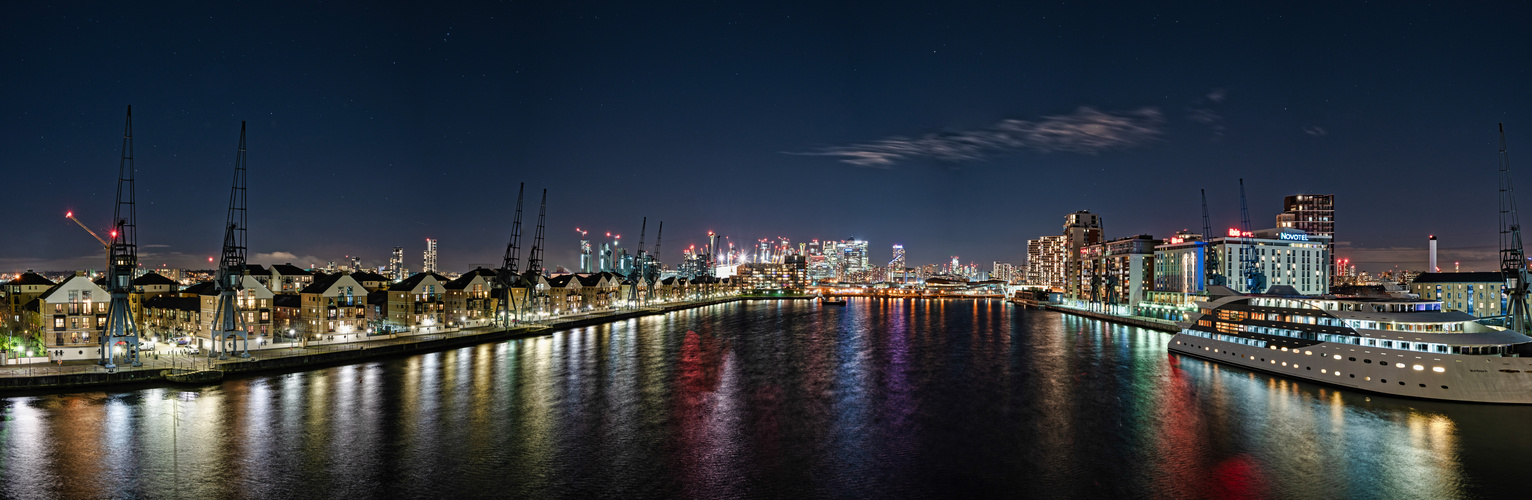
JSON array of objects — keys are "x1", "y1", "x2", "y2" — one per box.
[{"x1": 0, "y1": 294, "x2": 801, "y2": 390}]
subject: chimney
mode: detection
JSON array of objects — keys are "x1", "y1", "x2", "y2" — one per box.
[{"x1": 1429, "y1": 235, "x2": 1438, "y2": 273}]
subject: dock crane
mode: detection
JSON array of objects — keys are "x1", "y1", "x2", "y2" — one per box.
[
  {"x1": 210, "y1": 122, "x2": 251, "y2": 359},
  {"x1": 496, "y1": 183, "x2": 525, "y2": 326},
  {"x1": 525, "y1": 189, "x2": 549, "y2": 316},
  {"x1": 1201, "y1": 190, "x2": 1226, "y2": 287},
  {"x1": 628, "y1": 217, "x2": 647, "y2": 307},
  {"x1": 101, "y1": 106, "x2": 143, "y2": 371},
  {"x1": 1497, "y1": 124, "x2": 1531, "y2": 332},
  {"x1": 647, "y1": 222, "x2": 663, "y2": 300},
  {"x1": 1238, "y1": 179, "x2": 1267, "y2": 294}
]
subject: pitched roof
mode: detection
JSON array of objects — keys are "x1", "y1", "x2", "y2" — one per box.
[
  {"x1": 235, "y1": 264, "x2": 270, "y2": 275},
  {"x1": 5, "y1": 272, "x2": 55, "y2": 287},
  {"x1": 350, "y1": 271, "x2": 390, "y2": 283},
  {"x1": 270, "y1": 263, "x2": 312, "y2": 276},
  {"x1": 272, "y1": 294, "x2": 301, "y2": 308},
  {"x1": 367, "y1": 290, "x2": 388, "y2": 306},
  {"x1": 133, "y1": 272, "x2": 179, "y2": 286},
  {"x1": 1411, "y1": 272, "x2": 1504, "y2": 284},
  {"x1": 576, "y1": 274, "x2": 603, "y2": 286},
  {"x1": 144, "y1": 295, "x2": 200, "y2": 312},
  {"x1": 300, "y1": 273, "x2": 352, "y2": 294},
  {"x1": 182, "y1": 281, "x2": 219, "y2": 296},
  {"x1": 546, "y1": 275, "x2": 576, "y2": 287},
  {"x1": 445, "y1": 268, "x2": 496, "y2": 289},
  {"x1": 388, "y1": 272, "x2": 448, "y2": 291}
]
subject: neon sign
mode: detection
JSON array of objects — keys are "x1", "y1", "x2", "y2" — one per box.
[
  {"x1": 1227, "y1": 228, "x2": 1253, "y2": 238},
  {"x1": 1167, "y1": 237, "x2": 1185, "y2": 244},
  {"x1": 1279, "y1": 232, "x2": 1309, "y2": 241}
]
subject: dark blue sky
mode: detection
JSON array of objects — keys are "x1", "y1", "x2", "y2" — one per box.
[{"x1": 4, "y1": 1, "x2": 1529, "y2": 274}]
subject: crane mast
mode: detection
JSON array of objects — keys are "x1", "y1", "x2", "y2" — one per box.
[
  {"x1": 630, "y1": 217, "x2": 647, "y2": 306},
  {"x1": 1498, "y1": 123, "x2": 1530, "y2": 332},
  {"x1": 1201, "y1": 189, "x2": 1225, "y2": 288},
  {"x1": 648, "y1": 221, "x2": 662, "y2": 299},
  {"x1": 1238, "y1": 179, "x2": 1266, "y2": 294},
  {"x1": 497, "y1": 183, "x2": 525, "y2": 326},
  {"x1": 525, "y1": 189, "x2": 549, "y2": 317},
  {"x1": 211, "y1": 121, "x2": 251, "y2": 359},
  {"x1": 102, "y1": 106, "x2": 143, "y2": 370}
]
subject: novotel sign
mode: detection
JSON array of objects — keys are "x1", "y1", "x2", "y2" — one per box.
[{"x1": 1279, "y1": 232, "x2": 1310, "y2": 241}]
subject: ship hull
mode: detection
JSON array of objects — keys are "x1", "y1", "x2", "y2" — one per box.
[{"x1": 1169, "y1": 332, "x2": 1532, "y2": 404}]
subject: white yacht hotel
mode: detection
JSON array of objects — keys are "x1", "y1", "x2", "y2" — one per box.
[{"x1": 1170, "y1": 286, "x2": 1532, "y2": 404}]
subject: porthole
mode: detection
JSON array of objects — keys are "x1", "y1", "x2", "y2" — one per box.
[
  {"x1": 1306, "y1": 367, "x2": 1311, "y2": 370},
  {"x1": 1419, "y1": 384, "x2": 1427, "y2": 388},
  {"x1": 1364, "y1": 359, "x2": 1371, "y2": 364},
  {"x1": 1261, "y1": 358, "x2": 1266, "y2": 362},
  {"x1": 1399, "y1": 382, "x2": 1406, "y2": 386},
  {"x1": 1382, "y1": 379, "x2": 1387, "y2": 383},
  {"x1": 1349, "y1": 357, "x2": 1356, "y2": 361},
  {"x1": 1349, "y1": 374, "x2": 1355, "y2": 378},
  {"x1": 1441, "y1": 386, "x2": 1449, "y2": 389}
]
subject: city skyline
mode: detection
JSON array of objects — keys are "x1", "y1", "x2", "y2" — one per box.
[{"x1": 4, "y1": 3, "x2": 1530, "y2": 274}]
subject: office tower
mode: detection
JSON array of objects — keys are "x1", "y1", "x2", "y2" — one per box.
[{"x1": 889, "y1": 244, "x2": 906, "y2": 282}]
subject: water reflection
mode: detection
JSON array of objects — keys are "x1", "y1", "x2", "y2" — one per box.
[{"x1": 3, "y1": 301, "x2": 1529, "y2": 498}]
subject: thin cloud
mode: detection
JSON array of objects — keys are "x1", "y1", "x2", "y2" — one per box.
[
  {"x1": 1303, "y1": 125, "x2": 1327, "y2": 136},
  {"x1": 1187, "y1": 88, "x2": 1227, "y2": 138},
  {"x1": 251, "y1": 251, "x2": 323, "y2": 266},
  {"x1": 792, "y1": 106, "x2": 1164, "y2": 168}
]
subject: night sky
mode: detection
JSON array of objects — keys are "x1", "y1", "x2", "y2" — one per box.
[{"x1": 4, "y1": 2, "x2": 1530, "y2": 275}]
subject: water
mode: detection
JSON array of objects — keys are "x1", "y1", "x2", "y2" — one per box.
[{"x1": 2, "y1": 299, "x2": 1529, "y2": 498}]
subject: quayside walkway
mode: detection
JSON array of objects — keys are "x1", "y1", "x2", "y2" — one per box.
[{"x1": 0, "y1": 295, "x2": 801, "y2": 391}]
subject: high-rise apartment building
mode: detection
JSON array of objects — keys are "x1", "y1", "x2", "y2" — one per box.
[
  {"x1": 423, "y1": 238, "x2": 438, "y2": 274},
  {"x1": 389, "y1": 247, "x2": 405, "y2": 280},
  {"x1": 889, "y1": 244, "x2": 906, "y2": 282},
  {"x1": 992, "y1": 262, "x2": 1015, "y2": 283},
  {"x1": 1026, "y1": 235, "x2": 1067, "y2": 289},
  {"x1": 1063, "y1": 211, "x2": 1105, "y2": 298},
  {"x1": 1277, "y1": 194, "x2": 1335, "y2": 281}
]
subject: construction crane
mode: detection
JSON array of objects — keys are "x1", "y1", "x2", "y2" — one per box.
[
  {"x1": 496, "y1": 183, "x2": 525, "y2": 326},
  {"x1": 1238, "y1": 179, "x2": 1267, "y2": 294},
  {"x1": 65, "y1": 211, "x2": 110, "y2": 249},
  {"x1": 211, "y1": 121, "x2": 251, "y2": 359},
  {"x1": 1498, "y1": 123, "x2": 1531, "y2": 332},
  {"x1": 1201, "y1": 190, "x2": 1225, "y2": 287}
]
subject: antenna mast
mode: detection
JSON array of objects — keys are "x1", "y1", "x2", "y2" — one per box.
[{"x1": 1498, "y1": 123, "x2": 1530, "y2": 332}]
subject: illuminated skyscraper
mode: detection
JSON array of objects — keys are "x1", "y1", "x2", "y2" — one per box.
[
  {"x1": 889, "y1": 244, "x2": 906, "y2": 282},
  {"x1": 423, "y1": 238, "x2": 438, "y2": 273},
  {"x1": 389, "y1": 247, "x2": 405, "y2": 280}
]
